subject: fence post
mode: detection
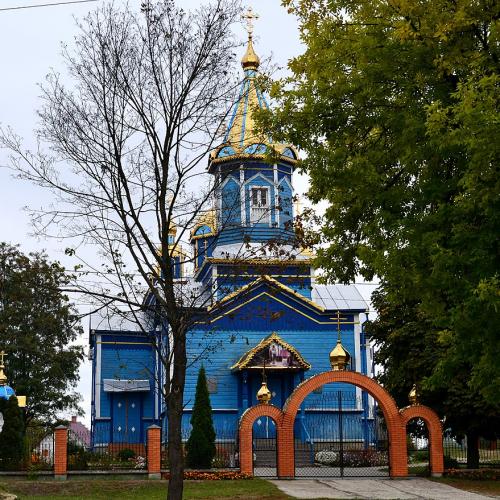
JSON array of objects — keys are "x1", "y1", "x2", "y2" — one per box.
[
  {"x1": 54, "y1": 425, "x2": 68, "y2": 480},
  {"x1": 147, "y1": 425, "x2": 162, "y2": 479}
]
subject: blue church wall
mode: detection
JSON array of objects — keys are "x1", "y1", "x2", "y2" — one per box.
[
  {"x1": 215, "y1": 226, "x2": 295, "y2": 247},
  {"x1": 177, "y1": 285, "x2": 366, "y2": 439},
  {"x1": 91, "y1": 331, "x2": 158, "y2": 445},
  {"x1": 277, "y1": 178, "x2": 293, "y2": 230},
  {"x1": 220, "y1": 177, "x2": 241, "y2": 228},
  {"x1": 215, "y1": 276, "x2": 312, "y2": 300}
]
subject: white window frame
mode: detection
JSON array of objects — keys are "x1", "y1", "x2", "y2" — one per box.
[{"x1": 249, "y1": 186, "x2": 271, "y2": 224}]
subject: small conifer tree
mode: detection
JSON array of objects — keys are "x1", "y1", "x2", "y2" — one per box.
[
  {"x1": 0, "y1": 396, "x2": 25, "y2": 470},
  {"x1": 185, "y1": 366, "x2": 216, "y2": 469}
]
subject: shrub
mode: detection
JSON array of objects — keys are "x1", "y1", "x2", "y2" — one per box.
[
  {"x1": 0, "y1": 396, "x2": 25, "y2": 471},
  {"x1": 445, "y1": 468, "x2": 499, "y2": 480},
  {"x1": 315, "y1": 451, "x2": 338, "y2": 465},
  {"x1": 186, "y1": 366, "x2": 216, "y2": 469},
  {"x1": 117, "y1": 448, "x2": 136, "y2": 461},
  {"x1": 443, "y1": 455, "x2": 459, "y2": 469},
  {"x1": 315, "y1": 449, "x2": 387, "y2": 467},
  {"x1": 409, "y1": 450, "x2": 429, "y2": 463}
]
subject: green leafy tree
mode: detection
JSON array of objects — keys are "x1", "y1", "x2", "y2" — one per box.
[
  {"x1": 260, "y1": 0, "x2": 499, "y2": 466},
  {"x1": 367, "y1": 288, "x2": 500, "y2": 468},
  {"x1": 186, "y1": 366, "x2": 216, "y2": 469},
  {"x1": 0, "y1": 243, "x2": 84, "y2": 424},
  {"x1": 0, "y1": 396, "x2": 25, "y2": 470}
]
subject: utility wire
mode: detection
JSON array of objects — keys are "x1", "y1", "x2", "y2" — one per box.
[{"x1": 0, "y1": 0, "x2": 97, "y2": 12}]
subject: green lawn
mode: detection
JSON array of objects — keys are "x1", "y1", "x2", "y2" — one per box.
[
  {"x1": 432, "y1": 477, "x2": 500, "y2": 497},
  {"x1": 0, "y1": 478, "x2": 290, "y2": 500}
]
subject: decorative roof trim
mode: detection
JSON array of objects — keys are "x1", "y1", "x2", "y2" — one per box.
[
  {"x1": 207, "y1": 274, "x2": 324, "y2": 313},
  {"x1": 209, "y1": 153, "x2": 298, "y2": 168},
  {"x1": 231, "y1": 332, "x2": 311, "y2": 370}
]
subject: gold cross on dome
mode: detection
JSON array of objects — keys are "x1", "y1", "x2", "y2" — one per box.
[
  {"x1": 241, "y1": 6, "x2": 259, "y2": 39},
  {"x1": 331, "y1": 311, "x2": 359, "y2": 341},
  {"x1": 0, "y1": 351, "x2": 6, "y2": 367}
]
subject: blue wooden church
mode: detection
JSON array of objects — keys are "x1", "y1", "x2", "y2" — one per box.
[{"x1": 89, "y1": 21, "x2": 375, "y2": 456}]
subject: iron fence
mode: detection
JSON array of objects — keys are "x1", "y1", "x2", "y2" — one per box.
[
  {"x1": 68, "y1": 428, "x2": 147, "y2": 471},
  {"x1": 406, "y1": 435, "x2": 500, "y2": 476},
  {"x1": 0, "y1": 425, "x2": 54, "y2": 472},
  {"x1": 161, "y1": 427, "x2": 239, "y2": 470}
]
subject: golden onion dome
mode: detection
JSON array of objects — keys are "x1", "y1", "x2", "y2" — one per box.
[
  {"x1": 257, "y1": 380, "x2": 272, "y2": 404},
  {"x1": 241, "y1": 38, "x2": 260, "y2": 70},
  {"x1": 190, "y1": 209, "x2": 217, "y2": 240},
  {"x1": 208, "y1": 8, "x2": 299, "y2": 168},
  {"x1": 329, "y1": 340, "x2": 351, "y2": 371}
]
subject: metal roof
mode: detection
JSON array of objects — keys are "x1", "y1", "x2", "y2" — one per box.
[{"x1": 311, "y1": 284, "x2": 369, "y2": 311}]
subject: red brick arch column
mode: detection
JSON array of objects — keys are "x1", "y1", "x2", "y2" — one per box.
[
  {"x1": 239, "y1": 404, "x2": 284, "y2": 476},
  {"x1": 279, "y1": 371, "x2": 408, "y2": 478},
  {"x1": 401, "y1": 405, "x2": 444, "y2": 476}
]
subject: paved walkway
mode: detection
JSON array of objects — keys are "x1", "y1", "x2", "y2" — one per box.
[{"x1": 270, "y1": 478, "x2": 495, "y2": 499}]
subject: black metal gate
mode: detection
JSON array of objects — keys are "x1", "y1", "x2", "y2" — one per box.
[
  {"x1": 253, "y1": 417, "x2": 277, "y2": 477},
  {"x1": 294, "y1": 390, "x2": 389, "y2": 477}
]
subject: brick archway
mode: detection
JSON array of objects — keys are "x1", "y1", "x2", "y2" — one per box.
[
  {"x1": 239, "y1": 404, "x2": 284, "y2": 476},
  {"x1": 239, "y1": 370, "x2": 444, "y2": 478},
  {"x1": 401, "y1": 405, "x2": 444, "y2": 476}
]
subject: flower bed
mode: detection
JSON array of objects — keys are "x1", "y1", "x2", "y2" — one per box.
[
  {"x1": 444, "y1": 468, "x2": 499, "y2": 481},
  {"x1": 162, "y1": 470, "x2": 251, "y2": 480}
]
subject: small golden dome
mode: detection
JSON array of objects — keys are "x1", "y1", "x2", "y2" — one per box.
[
  {"x1": 168, "y1": 220, "x2": 177, "y2": 236},
  {"x1": 257, "y1": 381, "x2": 271, "y2": 404},
  {"x1": 408, "y1": 384, "x2": 419, "y2": 405},
  {"x1": 241, "y1": 38, "x2": 260, "y2": 70},
  {"x1": 0, "y1": 351, "x2": 7, "y2": 385},
  {"x1": 329, "y1": 340, "x2": 350, "y2": 371}
]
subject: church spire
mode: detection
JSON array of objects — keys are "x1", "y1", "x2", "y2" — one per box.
[{"x1": 241, "y1": 7, "x2": 260, "y2": 70}]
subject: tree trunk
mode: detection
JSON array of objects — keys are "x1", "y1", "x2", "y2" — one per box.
[
  {"x1": 466, "y1": 430, "x2": 480, "y2": 469},
  {"x1": 167, "y1": 330, "x2": 187, "y2": 500}
]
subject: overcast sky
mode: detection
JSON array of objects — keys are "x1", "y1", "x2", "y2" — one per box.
[{"x1": 0, "y1": 0, "x2": 376, "y2": 425}]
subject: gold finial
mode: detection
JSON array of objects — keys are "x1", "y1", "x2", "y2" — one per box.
[
  {"x1": 408, "y1": 384, "x2": 419, "y2": 405},
  {"x1": 168, "y1": 220, "x2": 177, "y2": 236},
  {"x1": 256, "y1": 361, "x2": 271, "y2": 404},
  {"x1": 329, "y1": 311, "x2": 351, "y2": 371},
  {"x1": 241, "y1": 7, "x2": 260, "y2": 70},
  {"x1": 0, "y1": 351, "x2": 8, "y2": 386}
]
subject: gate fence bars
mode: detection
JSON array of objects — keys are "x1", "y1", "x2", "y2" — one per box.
[
  {"x1": 0, "y1": 425, "x2": 54, "y2": 472},
  {"x1": 253, "y1": 416, "x2": 277, "y2": 477},
  {"x1": 294, "y1": 390, "x2": 389, "y2": 478},
  {"x1": 161, "y1": 426, "x2": 240, "y2": 470}
]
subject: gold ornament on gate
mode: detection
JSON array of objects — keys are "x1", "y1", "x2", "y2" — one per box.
[
  {"x1": 408, "y1": 384, "x2": 419, "y2": 405},
  {"x1": 257, "y1": 361, "x2": 271, "y2": 404}
]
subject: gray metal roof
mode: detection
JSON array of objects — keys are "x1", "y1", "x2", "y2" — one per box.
[
  {"x1": 90, "y1": 308, "x2": 153, "y2": 332},
  {"x1": 311, "y1": 284, "x2": 369, "y2": 311}
]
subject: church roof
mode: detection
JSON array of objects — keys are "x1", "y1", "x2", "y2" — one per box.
[
  {"x1": 207, "y1": 274, "x2": 324, "y2": 313},
  {"x1": 312, "y1": 284, "x2": 369, "y2": 311},
  {"x1": 231, "y1": 332, "x2": 311, "y2": 370},
  {"x1": 209, "y1": 17, "x2": 298, "y2": 167}
]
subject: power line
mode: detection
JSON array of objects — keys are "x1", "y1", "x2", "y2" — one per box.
[{"x1": 0, "y1": 0, "x2": 97, "y2": 12}]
